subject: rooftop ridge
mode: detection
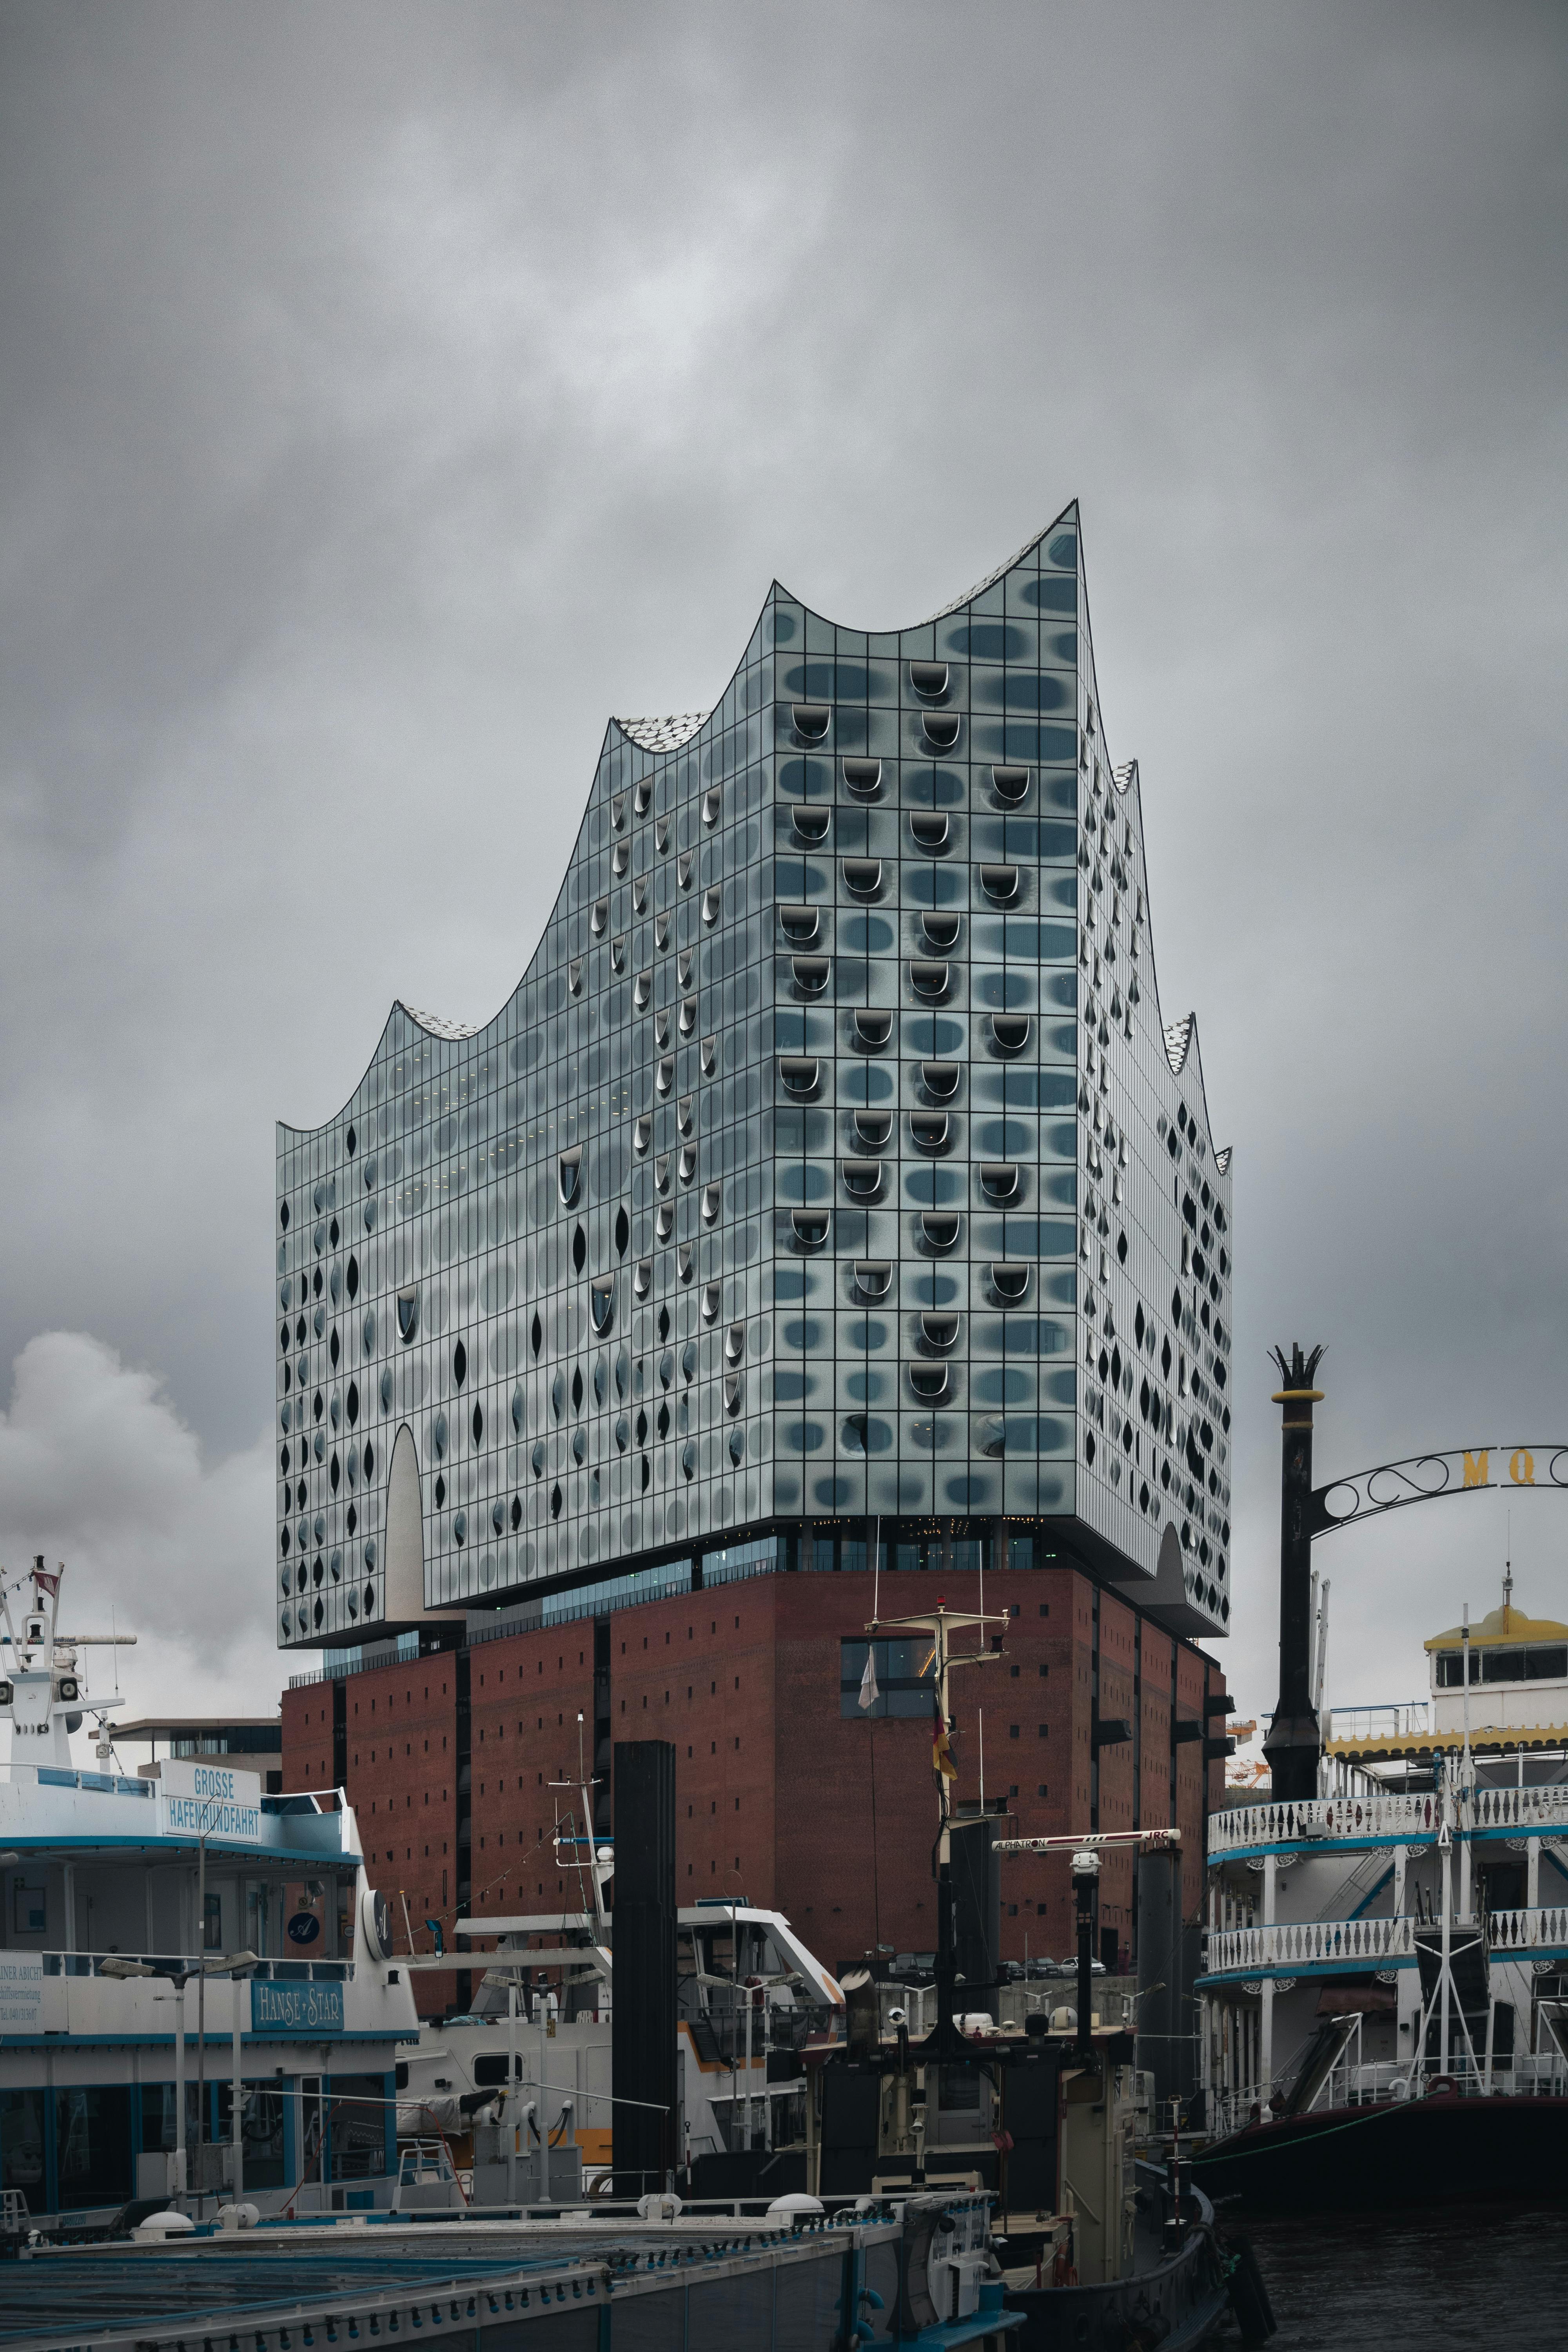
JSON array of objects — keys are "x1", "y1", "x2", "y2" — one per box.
[{"x1": 614, "y1": 711, "x2": 710, "y2": 752}]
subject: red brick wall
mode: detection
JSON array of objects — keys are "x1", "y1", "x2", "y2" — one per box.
[
  {"x1": 279, "y1": 1568, "x2": 1226, "y2": 2004},
  {"x1": 611, "y1": 1585, "x2": 780, "y2": 1904},
  {"x1": 283, "y1": 1663, "x2": 460, "y2": 2014},
  {"x1": 1096, "y1": 1592, "x2": 1137, "y2": 1963},
  {"x1": 281, "y1": 1684, "x2": 334, "y2": 1791},
  {"x1": 771, "y1": 1567, "x2": 1104, "y2": 1975},
  {"x1": 469, "y1": 1631, "x2": 596, "y2": 1920}
]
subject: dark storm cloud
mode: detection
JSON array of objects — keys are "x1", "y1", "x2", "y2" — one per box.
[{"x1": 1, "y1": 0, "x2": 1564, "y2": 1725}]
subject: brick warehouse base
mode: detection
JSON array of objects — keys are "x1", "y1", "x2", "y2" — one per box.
[{"x1": 283, "y1": 1552, "x2": 1227, "y2": 2014}]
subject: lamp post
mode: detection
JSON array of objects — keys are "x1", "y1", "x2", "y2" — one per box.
[
  {"x1": 1263, "y1": 1344, "x2": 1327, "y2": 1803},
  {"x1": 102, "y1": 1947, "x2": 256, "y2": 2208},
  {"x1": 1071, "y1": 1849, "x2": 1100, "y2": 2059},
  {"x1": 193, "y1": 1793, "x2": 223, "y2": 2207}
]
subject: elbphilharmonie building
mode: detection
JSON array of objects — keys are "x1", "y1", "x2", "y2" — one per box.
[{"x1": 275, "y1": 504, "x2": 1234, "y2": 1658}]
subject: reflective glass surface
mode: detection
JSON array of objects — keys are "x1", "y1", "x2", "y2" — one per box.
[{"x1": 275, "y1": 505, "x2": 1232, "y2": 1649}]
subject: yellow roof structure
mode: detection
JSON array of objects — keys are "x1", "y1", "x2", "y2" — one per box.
[
  {"x1": 1424, "y1": 1596, "x2": 1568, "y2": 1652},
  {"x1": 1327, "y1": 1724, "x2": 1568, "y2": 1763}
]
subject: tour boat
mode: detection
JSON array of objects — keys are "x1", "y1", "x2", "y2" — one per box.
[
  {"x1": 0, "y1": 1559, "x2": 438, "y2": 2228},
  {"x1": 1194, "y1": 1571, "x2": 1568, "y2": 2209}
]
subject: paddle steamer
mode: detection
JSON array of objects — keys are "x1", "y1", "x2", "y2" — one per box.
[{"x1": 1196, "y1": 1570, "x2": 1568, "y2": 2207}]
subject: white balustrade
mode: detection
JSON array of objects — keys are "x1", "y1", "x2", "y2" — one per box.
[
  {"x1": 1487, "y1": 1904, "x2": 1568, "y2": 1954},
  {"x1": 1210, "y1": 1782, "x2": 1568, "y2": 1861},
  {"x1": 1470, "y1": 1786, "x2": 1568, "y2": 1836},
  {"x1": 1209, "y1": 1793, "x2": 1439, "y2": 1857},
  {"x1": 1203, "y1": 1913, "x2": 1414, "y2": 1978}
]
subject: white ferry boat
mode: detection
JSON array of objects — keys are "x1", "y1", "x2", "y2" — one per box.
[
  {"x1": 1194, "y1": 1573, "x2": 1568, "y2": 2207},
  {"x1": 0, "y1": 1560, "x2": 430, "y2": 2229}
]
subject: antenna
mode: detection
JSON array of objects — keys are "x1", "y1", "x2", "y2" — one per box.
[
  {"x1": 1503, "y1": 1515, "x2": 1513, "y2": 1626},
  {"x1": 1461, "y1": 1601, "x2": 1472, "y2": 1772}
]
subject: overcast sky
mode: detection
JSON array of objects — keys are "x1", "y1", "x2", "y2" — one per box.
[{"x1": 1, "y1": 1, "x2": 1564, "y2": 1744}]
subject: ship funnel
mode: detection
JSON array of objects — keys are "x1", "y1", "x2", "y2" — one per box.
[{"x1": 1263, "y1": 1342, "x2": 1327, "y2": 1802}]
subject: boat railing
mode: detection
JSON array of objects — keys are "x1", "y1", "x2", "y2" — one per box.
[
  {"x1": 1209, "y1": 1792, "x2": 1439, "y2": 1858},
  {"x1": 1486, "y1": 1904, "x2": 1568, "y2": 1955},
  {"x1": 1325, "y1": 1701, "x2": 1430, "y2": 1744},
  {"x1": 1470, "y1": 1786, "x2": 1568, "y2": 1835},
  {"x1": 1322, "y1": 2051, "x2": 1568, "y2": 2108},
  {"x1": 38, "y1": 1950, "x2": 356, "y2": 1981},
  {"x1": 0, "y1": 1763, "x2": 155, "y2": 1797},
  {"x1": 1211, "y1": 1783, "x2": 1568, "y2": 1861},
  {"x1": 1203, "y1": 1913, "x2": 1414, "y2": 1979},
  {"x1": 1, "y1": 1764, "x2": 348, "y2": 1829},
  {"x1": 1205, "y1": 2046, "x2": 1568, "y2": 2141}
]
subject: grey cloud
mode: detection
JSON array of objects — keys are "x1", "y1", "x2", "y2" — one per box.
[{"x1": 0, "y1": 1332, "x2": 276, "y2": 1731}]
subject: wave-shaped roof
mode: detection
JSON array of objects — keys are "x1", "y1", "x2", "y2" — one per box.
[
  {"x1": 615, "y1": 711, "x2": 710, "y2": 751},
  {"x1": 399, "y1": 1001, "x2": 482, "y2": 1040},
  {"x1": 282, "y1": 502, "x2": 1230, "y2": 1187}
]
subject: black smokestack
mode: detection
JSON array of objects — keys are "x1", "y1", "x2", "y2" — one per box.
[
  {"x1": 612, "y1": 1740, "x2": 678, "y2": 2190},
  {"x1": 1262, "y1": 1343, "x2": 1326, "y2": 1803}
]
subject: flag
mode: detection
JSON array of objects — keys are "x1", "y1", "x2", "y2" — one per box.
[
  {"x1": 932, "y1": 1695, "x2": 958, "y2": 1782},
  {"x1": 33, "y1": 1569, "x2": 60, "y2": 1599},
  {"x1": 858, "y1": 1646, "x2": 880, "y2": 1712}
]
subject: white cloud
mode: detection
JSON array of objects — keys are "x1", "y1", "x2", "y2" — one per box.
[{"x1": 0, "y1": 1332, "x2": 278, "y2": 1759}]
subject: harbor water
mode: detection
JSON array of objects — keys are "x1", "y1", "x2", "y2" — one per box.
[{"x1": 1243, "y1": 2205, "x2": 1568, "y2": 2347}]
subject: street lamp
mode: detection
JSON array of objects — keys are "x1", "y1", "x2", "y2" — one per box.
[
  {"x1": 1070, "y1": 1850, "x2": 1100, "y2": 2058},
  {"x1": 101, "y1": 1949, "x2": 259, "y2": 2207}
]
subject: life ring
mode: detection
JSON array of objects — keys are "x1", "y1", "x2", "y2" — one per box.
[{"x1": 1426, "y1": 2075, "x2": 1459, "y2": 2098}]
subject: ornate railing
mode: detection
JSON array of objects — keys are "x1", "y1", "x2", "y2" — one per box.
[
  {"x1": 1209, "y1": 1793, "x2": 1439, "y2": 1857},
  {"x1": 1202, "y1": 1914, "x2": 1414, "y2": 1978},
  {"x1": 1470, "y1": 1786, "x2": 1568, "y2": 1835},
  {"x1": 1488, "y1": 1905, "x2": 1568, "y2": 1955},
  {"x1": 1211, "y1": 1784, "x2": 1568, "y2": 1860}
]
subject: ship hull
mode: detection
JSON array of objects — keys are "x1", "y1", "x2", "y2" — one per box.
[
  {"x1": 1193, "y1": 2092, "x2": 1568, "y2": 2212},
  {"x1": 1004, "y1": 2243, "x2": 1230, "y2": 2352}
]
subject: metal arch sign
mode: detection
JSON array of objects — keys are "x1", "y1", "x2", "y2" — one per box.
[{"x1": 1308, "y1": 1446, "x2": 1568, "y2": 1539}]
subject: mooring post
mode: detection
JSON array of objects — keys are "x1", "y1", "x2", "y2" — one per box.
[{"x1": 1263, "y1": 1343, "x2": 1327, "y2": 1803}]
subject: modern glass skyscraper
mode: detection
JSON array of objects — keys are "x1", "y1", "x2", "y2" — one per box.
[{"x1": 275, "y1": 504, "x2": 1233, "y2": 1659}]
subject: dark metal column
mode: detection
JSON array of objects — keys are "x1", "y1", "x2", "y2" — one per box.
[
  {"x1": 1135, "y1": 1845, "x2": 1177, "y2": 2111},
  {"x1": 612, "y1": 1740, "x2": 678, "y2": 2191},
  {"x1": 951, "y1": 1817, "x2": 1000, "y2": 2022},
  {"x1": 1072, "y1": 1851, "x2": 1100, "y2": 2057},
  {"x1": 1263, "y1": 1343, "x2": 1326, "y2": 1802}
]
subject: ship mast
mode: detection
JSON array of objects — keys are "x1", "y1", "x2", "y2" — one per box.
[
  {"x1": 864, "y1": 1596, "x2": 1008, "y2": 2048},
  {"x1": 0, "y1": 1556, "x2": 137, "y2": 1767}
]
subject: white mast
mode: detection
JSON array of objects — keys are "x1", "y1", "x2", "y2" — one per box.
[
  {"x1": 0, "y1": 1557, "x2": 136, "y2": 1767},
  {"x1": 1459, "y1": 1604, "x2": 1473, "y2": 1923}
]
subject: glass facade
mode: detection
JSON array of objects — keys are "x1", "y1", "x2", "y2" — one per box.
[{"x1": 275, "y1": 503, "x2": 1232, "y2": 1653}]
